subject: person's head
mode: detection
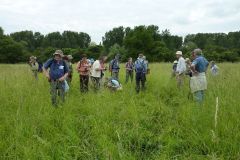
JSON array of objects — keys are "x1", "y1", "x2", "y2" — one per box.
[
  {"x1": 67, "y1": 55, "x2": 73, "y2": 61},
  {"x1": 185, "y1": 58, "x2": 190, "y2": 64},
  {"x1": 82, "y1": 54, "x2": 87, "y2": 61},
  {"x1": 99, "y1": 55, "x2": 108, "y2": 62},
  {"x1": 175, "y1": 51, "x2": 182, "y2": 59},
  {"x1": 63, "y1": 55, "x2": 69, "y2": 61},
  {"x1": 143, "y1": 56, "x2": 146, "y2": 60},
  {"x1": 191, "y1": 48, "x2": 202, "y2": 60},
  {"x1": 115, "y1": 54, "x2": 120, "y2": 60},
  {"x1": 53, "y1": 50, "x2": 64, "y2": 61},
  {"x1": 138, "y1": 53, "x2": 144, "y2": 58},
  {"x1": 30, "y1": 56, "x2": 36, "y2": 62},
  {"x1": 128, "y1": 57, "x2": 132, "y2": 62}
]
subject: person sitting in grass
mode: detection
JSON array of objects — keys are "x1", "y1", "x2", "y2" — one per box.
[{"x1": 104, "y1": 77, "x2": 122, "y2": 91}]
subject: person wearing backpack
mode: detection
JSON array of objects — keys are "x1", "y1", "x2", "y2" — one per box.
[
  {"x1": 76, "y1": 54, "x2": 91, "y2": 93},
  {"x1": 125, "y1": 57, "x2": 134, "y2": 83},
  {"x1": 135, "y1": 53, "x2": 147, "y2": 93},
  {"x1": 29, "y1": 56, "x2": 39, "y2": 80},
  {"x1": 109, "y1": 54, "x2": 120, "y2": 80},
  {"x1": 43, "y1": 50, "x2": 69, "y2": 107}
]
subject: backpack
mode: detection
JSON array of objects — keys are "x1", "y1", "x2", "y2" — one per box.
[
  {"x1": 110, "y1": 59, "x2": 119, "y2": 71},
  {"x1": 135, "y1": 59, "x2": 145, "y2": 73}
]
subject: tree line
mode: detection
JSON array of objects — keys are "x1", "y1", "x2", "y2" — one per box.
[{"x1": 0, "y1": 25, "x2": 239, "y2": 63}]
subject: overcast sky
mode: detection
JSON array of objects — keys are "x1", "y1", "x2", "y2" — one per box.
[{"x1": 0, "y1": 0, "x2": 239, "y2": 43}]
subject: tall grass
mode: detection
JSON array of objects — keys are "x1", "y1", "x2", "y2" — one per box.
[{"x1": 0, "y1": 63, "x2": 239, "y2": 159}]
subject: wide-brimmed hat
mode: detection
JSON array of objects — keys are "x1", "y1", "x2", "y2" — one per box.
[
  {"x1": 67, "y1": 55, "x2": 73, "y2": 60},
  {"x1": 30, "y1": 56, "x2": 37, "y2": 60},
  {"x1": 176, "y1": 51, "x2": 182, "y2": 55},
  {"x1": 53, "y1": 50, "x2": 64, "y2": 57},
  {"x1": 173, "y1": 60, "x2": 178, "y2": 64},
  {"x1": 185, "y1": 58, "x2": 190, "y2": 62}
]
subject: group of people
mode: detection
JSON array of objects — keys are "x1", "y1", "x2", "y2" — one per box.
[
  {"x1": 172, "y1": 49, "x2": 219, "y2": 103},
  {"x1": 29, "y1": 48, "x2": 217, "y2": 106},
  {"x1": 29, "y1": 50, "x2": 149, "y2": 106}
]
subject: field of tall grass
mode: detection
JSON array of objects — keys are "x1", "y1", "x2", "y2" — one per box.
[{"x1": 0, "y1": 63, "x2": 240, "y2": 159}]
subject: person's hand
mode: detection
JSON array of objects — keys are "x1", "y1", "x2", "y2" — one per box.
[
  {"x1": 59, "y1": 76, "x2": 65, "y2": 82},
  {"x1": 192, "y1": 71, "x2": 199, "y2": 76},
  {"x1": 46, "y1": 73, "x2": 50, "y2": 80}
]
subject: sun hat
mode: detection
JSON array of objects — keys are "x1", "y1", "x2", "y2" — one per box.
[{"x1": 176, "y1": 51, "x2": 182, "y2": 55}]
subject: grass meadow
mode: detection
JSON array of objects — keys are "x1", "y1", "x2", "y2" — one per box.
[{"x1": 0, "y1": 63, "x2": 240, "y2": 159}]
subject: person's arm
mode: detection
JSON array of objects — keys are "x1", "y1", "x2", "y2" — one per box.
[
  {"x1": 191, "y1": 60, "x2": 198, "y2": 74},
  {"x1": 76, "y1": 61, "x2": 80, "y2": 72},
  {"x1": 43, "y1": 60, "x2": 51, "y2": 79}
]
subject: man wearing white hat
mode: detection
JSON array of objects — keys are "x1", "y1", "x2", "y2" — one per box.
[{"x1": 175, "y1": 51, "x2": 186, "y2": 88}]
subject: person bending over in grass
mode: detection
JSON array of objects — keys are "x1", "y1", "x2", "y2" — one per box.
[
  {"x1": 43, "y1": 50, "x2": 69, "y2": 107},
  {"x1": 104, "y1": 77, "x2": 122, "y2": 91}
]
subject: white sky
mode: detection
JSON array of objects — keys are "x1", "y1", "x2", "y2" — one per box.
[{"x1": 0, "y1": 0, "x2": 240, "y2": 43}]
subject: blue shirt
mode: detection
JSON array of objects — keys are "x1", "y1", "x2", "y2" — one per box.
[
  {"x1": 192, "y1": 56, "x2": 209, "y2": 73},
  {"x1": 44, "y1": 59, "x2": 69, "y2": 80},
  {"x1": 111, "y1": 79, "x2": 120, "y2": 88}
]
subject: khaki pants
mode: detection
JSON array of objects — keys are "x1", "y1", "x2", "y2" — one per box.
[
  {"x1": 50, "y1": 80, "x2": 65, "y2": 106},
  {"x1": 177, "y1": 74, "x2": 184, "y2": 88}
]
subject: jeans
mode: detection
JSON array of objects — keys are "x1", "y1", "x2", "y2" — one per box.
[
  {"x1": 136, "y1": 72, "x2": 146, "y2": 93},
  {"x1": 194, "y1": 90, "x2": 204, "y2": 103}
]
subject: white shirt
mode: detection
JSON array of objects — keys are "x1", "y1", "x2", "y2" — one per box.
[
  {"x1": 91, "y1": 60, "x2": 101, "y2": 78},
  {"x1": 176, "y1": 57, "x2": 186, "y2": 74}
]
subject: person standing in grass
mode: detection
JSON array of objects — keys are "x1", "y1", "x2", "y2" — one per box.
[
  {"x1": 91, "y1": 55, "x2": 107, "y2": 91},
  {"x1": 135, "y1": 53, "x2": 147, "y2": 93},
  {"x1": 43, "y1": 50, "x2": 69, "y2": 107},
  {"x1": 190, "y1": 49, "x2": 209, "y2": 103},
  {"x1": 66, "y1": 55, "x2": 73, "y2": 84},
  {"x1": 172, "y1": 60, "x2": 178, "y2": 78},
  {"x1": 29, "y1": 56, "x2": 39, "y2": 80},
  {"x1": 125, "y1": 57, "x2": 134, "y2": 83},
  {"x1": 185, "y1": 58, "x2": 192, "y2": 77},
  {"x1": 210, "y1": 61, "x2": 219, "y2": 76},
  {"x1": 175, "y1": 51, "x2": 186, "y2": 88},
  {"x1": 76, "y1": 54, "x2": 91, "y2": 93},
  {"x1": 109, "y1": 54, "x2": 120, "y2": 80}
]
